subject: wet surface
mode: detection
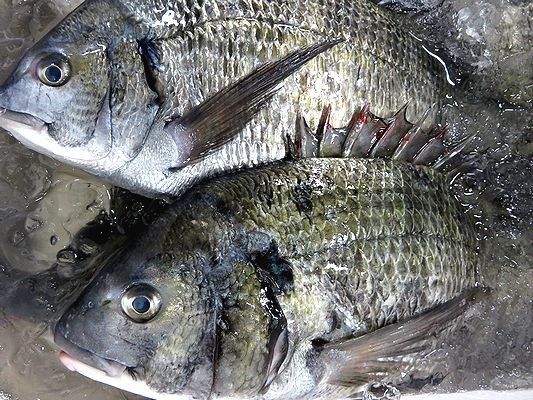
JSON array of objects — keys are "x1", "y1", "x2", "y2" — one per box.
[
  {"x1": 0, "y1": 0, "x2": 531, "y2": 399},
  {"x1": 0, "y1": 2, "x2": 140, "y2": 398}
]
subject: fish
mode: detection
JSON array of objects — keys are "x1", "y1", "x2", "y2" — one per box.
[
  {"x1": 0, "y1": 0, "x2": 448, "y2": 198},
  {"x1": 54, "y1": 104, "x2": 483, "y2": 399}
]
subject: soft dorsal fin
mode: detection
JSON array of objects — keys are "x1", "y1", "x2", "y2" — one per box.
[
  {"x1": 319, "y1": 288, "x2": 488, "y2": 388},
  {"x1": 166, "y1": 40, "x2": 342, "y2": 170}
]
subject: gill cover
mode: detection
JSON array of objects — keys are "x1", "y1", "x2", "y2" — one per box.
[{"x1": 0, "y1": 0, "x2": 158, "y2": 173}]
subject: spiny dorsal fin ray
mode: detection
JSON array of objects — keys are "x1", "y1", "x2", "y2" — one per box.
[
  {"x1": 370, "y1": 103, "x2": 413, "y2": 158},
  {"x1": 291, "y1": 103, "x2": 477, "y2": 175},
  {"x1": 433, "y1": 134, "x2": 478, "y2": 172},
  {"x1": 343, "y1": 105, "x2": 388, "y2": 158},
  {"x1": 320, "y1": 287, "x2": 488, "y2": 388},
  {"x1": 166, "y1": 40, "x2": 342, "y2": 170},
  {"x1": 413, "y1": 126, "x2": 448, "y2": 166},
  {"x1": 295, "y1": 112, "x2": 319, "y2": 158},
  {"x1": 340, "y1": 106, "x2": 364, "y2": 158},
  {"x1": 315, "y1": 104, "x2": 332, "y2": 145},
  {"x1": 392, "y1": 107, "x2": 434, "y2": 162}
]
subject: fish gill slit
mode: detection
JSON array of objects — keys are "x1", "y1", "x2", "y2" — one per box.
[{"x1": 137, "y1": 38, "x2": 165, "y2": 105}]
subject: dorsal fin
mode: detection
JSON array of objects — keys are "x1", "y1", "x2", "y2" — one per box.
[
  {"x1": 166, "y1": 40, "x2": 342, "y2": 170},
  {"x1": 289, "y1": 103, "x2": 479, "y2": 176},
  {"x1": 370, "y1": 103, "x2": 412, "y2": 158}
]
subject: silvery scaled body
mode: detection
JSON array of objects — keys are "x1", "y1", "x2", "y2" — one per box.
[
  {"x1": 55, "y1": 155, "x2": 479, "y2": 399},
  {"x1": 0, "y1": 0, "x2": 446, "y2": 197}
]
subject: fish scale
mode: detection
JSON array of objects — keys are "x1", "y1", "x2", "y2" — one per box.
[
  {"x1": 130, "y1": 0, "x2": 446, "y2": 188},
  {"x1": 217, "y1": 161, "x2": 468, "y2": 245},
  {"x1": 0, "y1": 0, "x2": 449, "y2": 197},
  {"x1": 145, "y1": 4, "x2": 443, "y2": 145},
  {"x1": 163, "y1": 158, "x2": 477, "y2": 339},
  {"x1": 53, "y1": 152, "x2": 481, "y2": 398}
]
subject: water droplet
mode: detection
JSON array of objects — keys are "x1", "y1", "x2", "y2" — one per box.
[{"x1": 11, "y1": 231, "x2": 24, "y2": 246}]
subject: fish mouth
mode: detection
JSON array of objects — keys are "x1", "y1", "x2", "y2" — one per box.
[
  {"x1": 0, "y1": 106, "x2": 114, "y2": 164},
  {"x1": 58, "y1": 350, "x2": 191, "y2": 400},
  {"x1": 0, "y1": 107, "x2": 49, "y2": 137},
  {"x1": 54, "y1": 329, "x2": 130, "y2": 377}
]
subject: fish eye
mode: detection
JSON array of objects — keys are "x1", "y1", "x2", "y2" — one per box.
[
  {"x1": 121, "y1": 284, "x2": 162, "y2": 322},
  {"x1": 37, "y1": 54, "x2": 71, "y2": 87},
  {"x1": 132, "y1": 296, "x2": 151, "y2": 313}
]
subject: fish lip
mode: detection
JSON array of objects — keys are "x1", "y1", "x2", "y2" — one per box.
[
  {"x1": 0, "y1": 107, "x2": 50, "y2": 132},
  {"x1": 0, "y1": 107, "x2": 54, "y2": 160},
  {"x1": 54, "y1": 328, "x2": 131, "y2": 377},
  {"x1": 0, "y1": 106, "x2": 114, "y2": 165}
]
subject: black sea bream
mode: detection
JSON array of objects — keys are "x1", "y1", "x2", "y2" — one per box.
[
  {"x1": 55, "y1": 112, "x2": 482, "y2": 399},
  {"x1": 0, "y1": 0, "x2": 447, "y2": 197}
]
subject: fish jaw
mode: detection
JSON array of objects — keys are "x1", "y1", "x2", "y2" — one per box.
[
  {"x1": 54, "y1": 331, "x2": 129, "y2": 377},
  {"x1": 55, "y1": 330, "x2": 184, "y2": 399},
  {"x1": 0, "y1": 107, "x2": 89, "y2": 162},
  {"x1": 58, "y1": 352, "x2": 189, "y2": 400},
  {"x1": 0, "y1": 105, "x2": 122, "y2": 175},
  {"x1": 0, "y1": 107, "x2": 49, "y2": 145}
]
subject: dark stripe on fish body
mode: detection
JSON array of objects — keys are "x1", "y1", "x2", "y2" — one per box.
[{"x1": 137, "y1": 38, "x2": 165, "y2": 105}]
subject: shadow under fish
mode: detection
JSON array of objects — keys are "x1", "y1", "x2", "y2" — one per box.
[{"x1": 0, "y1": 187, "x2": 165, "y2": 324}]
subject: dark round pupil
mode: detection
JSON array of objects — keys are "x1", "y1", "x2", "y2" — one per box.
[
  {"x1": 45, "y1": 64, "x2": 62, "y2": 83},
  {"x1": 132, "y1": 296, "x2": 151, "y2": 314}
]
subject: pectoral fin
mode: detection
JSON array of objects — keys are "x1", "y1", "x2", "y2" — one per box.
[
  {"x1": 166, "y1": 40, "x2": 342, "y2": 170},
  {"x1": 321, "y1": 288, "x2": 488, "y2": 387}
]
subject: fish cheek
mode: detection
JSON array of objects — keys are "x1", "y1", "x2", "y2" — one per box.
[
  {"x1": 106, "y1": 41, "x2": 160, "y2": 161},
  {"x1": 141, "y1": 263, "x2": 217, "y2": 396},
  {"x1": 46, "y1": 51, "x2": 112, "y2": 149},
  {"x1": 55, "y1": 292, "x2": 146, "y2": 369}
]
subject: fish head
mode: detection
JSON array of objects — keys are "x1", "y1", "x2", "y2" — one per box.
[
  {"x1": 0, "y1": 1, "x2": 159, "y2": 176},
  {"x1": 54, "y1": 250, "x2": 217, "y2": 399},
  {"x1": 0, "y1": 31, "x2": 115, "y2": 168}
]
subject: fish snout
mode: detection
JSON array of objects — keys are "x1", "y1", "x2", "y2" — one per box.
[
  {"x1": 0, "y1": 107, "x2": 48, "y2": 138},
  {"x1": 54, "y1": 322, "x2": 129, "y2": 377}
]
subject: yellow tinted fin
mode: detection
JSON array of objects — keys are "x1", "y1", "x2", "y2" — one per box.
[{"x1": 320, "y1": 287, "x2": 488, "y2": 388}]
